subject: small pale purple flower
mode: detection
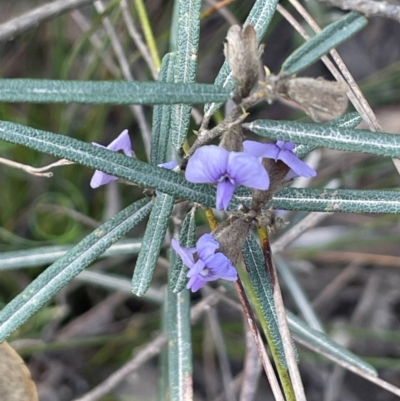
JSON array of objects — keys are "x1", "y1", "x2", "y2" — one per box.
[
  {"x1": 243, "y1": 140, "x2": 316, "y2": 178},
  {"x1": 185, "y1": 145, "x2": 270, "y2": 210},
  {"x1": 90, "y1": 130, "x2": 133, "y2": 188},
  {"x1": 172, "y1": 233, "x2": 238, "y2": 292},
  {"x1": 158, "y1": 160, "x2": 178, "y2": 170}
]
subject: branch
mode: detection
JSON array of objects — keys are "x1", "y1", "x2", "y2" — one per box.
[
  {"x1": 318, "y1": 0, "x2": 400, "y2": 23},
  {"x1": 0, "y1": 0, "x2": 95, "y2": 41}
]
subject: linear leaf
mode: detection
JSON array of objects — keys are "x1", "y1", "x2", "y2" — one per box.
[
  {"x1": 287, "y1": 310, "x2": 377, "y2": 376},
  {"x1": 0, "y1": 80, "x2": 230, "y2": 105},
  {"x1": 281, "y1": 12, "x2": 367, "y2": 76},
  {"x1": 235, "y1": 187, "x2": 400, "y2": 214},
  {"x1": 171, "y1": 0, "x2": 202, "y2": 150},
  {"x1": 170, "y1": 208, "x2": 196, "y2": 293},
  {"x1": 244, "y1": 119, "x2": 400, "y2": 158},
  {"x1": 132, "y1": 194, "x2": 175, "y2": 296},
  {"x1": 204, "y1": 0, "x2": 279, "y2": 118},
  {"x1": 242, "y1": 233, "x2": 286, "y2": 367},
  {"x1": 168, "y1": 253, "x2": 192, "y2": 401},
  {"x1": 0, "y1": 198, "x2": 153, "y2": 342},
  {"x1": 295, "y1": 112, "x2": 362, "y2": 158},
  {"x1": 0, "y1": 120, "x2": 216, "y2": 207},
  {"x1": 0, "y1": 239, "x2": 142, "y2": 270},
  {"x1": 151, "y1": 53, "x2": 175, "y2": 165},
  {"x1": 2, "y1": 120, "x2": 400, "y2": 215}
]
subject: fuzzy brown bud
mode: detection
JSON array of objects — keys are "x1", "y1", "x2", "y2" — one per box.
[
  {"x1": 219, "y1": 125, "x2": 244, "y2": 152},
  {"x1": 251, "y1": 159, "x2": 290, "y2": 212},
  {"x1": 213, "y1": 212, "x2": 255, "y2": 265},
  {"x1": 224, "y1": 25, "x2": 263, "y2": 100}
]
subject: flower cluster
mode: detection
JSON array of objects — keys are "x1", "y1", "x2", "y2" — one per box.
[
  {"x1": 172, "y1": 234, "x2": 237, "y2": 292},
  {"x1": 89, "y1": 130, "x2": 316, "y2": 292}
]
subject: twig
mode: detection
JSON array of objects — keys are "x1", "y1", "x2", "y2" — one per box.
[
  {"x1": 73, "y1": 333, "x2": 167, "y2": 401},
  {"x1": 286, "y1": 0, "x2": 382, "y2": 132},
  {"x1": 240, "y1": 316, "x2": 262, "y2": 401},
  {"x1": 294, "y1": 334, "x2": 400, "y2": 397},
  {"x1": 0, "y1": 0, "x2": 95, "y2": 41},
  {"x1": 203, "y1": 0, "x2": 238, "y2": 25},
  {"x1": 93, "y1": 0, "x2": 152, "y2": 159},
  {"x1": 258, "y1": 227, "x2": 307, "y2": 401},
  {"x1": 234, "y1": 279, "x2": 285, "y2": 401},
  {"x1": 272, "y1": 211, "x2": 333, "y2": 254},
  {"x1": 206, "y1": 308, "x2": 237, "y2": 401},
  {"x1": 0, "y1": 157, "x2": 73, "y2": 177},
  {"x1": 73, "y1": 292, "x2": 224, "y2": 401},
  {"x1": 119, "y1": 0, "x2": 158, "y2": 80},
  {"x1": 71, "y1": 10, "x2": 120, "y2": 77},
  {"x1": 312, "y1": 261, "x2": 361, "y2": 310},
  {"x1": 318, "y1": 0, "x2": 400, "y2": 23}
]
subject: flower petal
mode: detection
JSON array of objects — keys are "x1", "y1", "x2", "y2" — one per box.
[
  {"x1": 282, "y1": 141, "x2": 295, "y2": 152},
  {"x1": 244, "y1": 141, "x2": 280, "y2": 160},
  {"x1": 187, "y1": 275, "x2": 207, "y2": 292},
  {"x1": 216, "y1": 179, "x2": 236, "y2": 210},
  {"x1": 90, "y1": 130, "x2": 133, "y2": 188},
  {"x1": 185, "y1": 146, "x2": 229, "y2": 184},
  {"x1": 158, "y1": 160, "x2": 178, "y2": 170},
  {"x1": 171, "y1": 239, "x2": 196, "y2": 269},
  {"x1": 278, "y1": 150, "x2": 317, "y2": 178},
  {"x1": 90, "y1": 170, "x2": 118, "y2": 188},
  {"x1": 206, "y1": 253, "x2": 238, "y2": 281},
  {"x1": 106, "y1": 129, "x2": 133, "y2": 156},
  {"x1": 196, "y1": 234, "x2": 220, "y2": 261},
  {"x1": 227, "y1": 152, "x2": 270, "y2": 189},
  {"x1": 186, "y1": 259, "x2": 206, "y2": 278}
]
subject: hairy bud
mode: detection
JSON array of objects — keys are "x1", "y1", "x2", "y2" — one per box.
[{"x1": 224, "y1": 25, "x2": 263, "y2": 100}]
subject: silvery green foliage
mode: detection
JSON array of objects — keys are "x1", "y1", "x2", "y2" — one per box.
[{"x1": 0, "y1": 1, "x2": 397, "y2": 399}]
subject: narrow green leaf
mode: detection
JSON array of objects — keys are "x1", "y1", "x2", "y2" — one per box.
[
  {"x1": 281, "y1": 12, "x2": 367, "y2": 76},
  {"x1": 2, "y1": 121, "x2": 400, "y2": 215},
  {"x1": 76, "y1": 270, "x2": 163, "y2": 305},
  {"x1": 234, "y1": 187, "x2": 400, "y2": 214},
  {"x1": 170, "y1": 208, "x2": 196, "y2": 293},
  {"x1": 0, "y1": 79, "x2": 230, "y2": 105},
  {"x1": 328, "y1": 111, "x2": 362, "y2": 128},
  {"x1": 244, "y1": 119, "x2": 400, "y2": 158},
  {"x1": 0, "y1": 120, "x2": 216, "y2": 207},
  {"x1": 151, "y1": 53, "x2": 175, "y2": 165},
  {"x1": 0, "y1": 239, "x2": 142, "y2": 270},
  {"x1": 275, "y1": 255, "x2": 324, "y2": 333},
  {"x1": 287, "y1": 310, "x2": 377, "y2": 376},
  {"x1": 242, "y1": 233, "x2": 287, "y2": 367},
  {"x1": 159, "y1": 288, "x2": 169, "y2": 401},
  {"x1": 168, "y1": 252, "x2": 192, "y2": 401},
  {"x1": 171, "y1": 0, "x2": 202, "y2": 150},
  {"x1": 204, "y1": 0, "x2": 279, "y2": 118},
  {"x1": 0, "y1": 198, "x2": 153, "y2": 342},
  {"x1": 295, "y1": 112, "x2": 362, "y2": 158},
  {"x1": 132, "y1": 194, "x2": 175, "y2": 296}
]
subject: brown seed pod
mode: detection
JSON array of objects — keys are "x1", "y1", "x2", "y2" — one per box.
[
  {"x1": 263, "y1": 74, "x2": 349, "y2": 122},
  {"x1": 284, "y1": 77, "x2": 349, "y2": 122}
]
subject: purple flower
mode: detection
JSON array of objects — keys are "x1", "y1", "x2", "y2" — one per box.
[
  {"x1": 158, "y1": 160, "x2": 178, "y2": 170},
  {"x1": 243, "y1": 140, "x2": 316, "y2": 178},
  {"x1": 172, "y1": 233, "x2": 238, "y2": 292},
  {"x1": 185, "y1": 145, "x2": 270, "y2": 210},
  {"x1": 90, "y1": 130, "x2": 133, "y2": 188}
]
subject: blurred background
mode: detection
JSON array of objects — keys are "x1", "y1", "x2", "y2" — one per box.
[{"x1": 1, "y1": 1, "x2": 400, "y2": 400}]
